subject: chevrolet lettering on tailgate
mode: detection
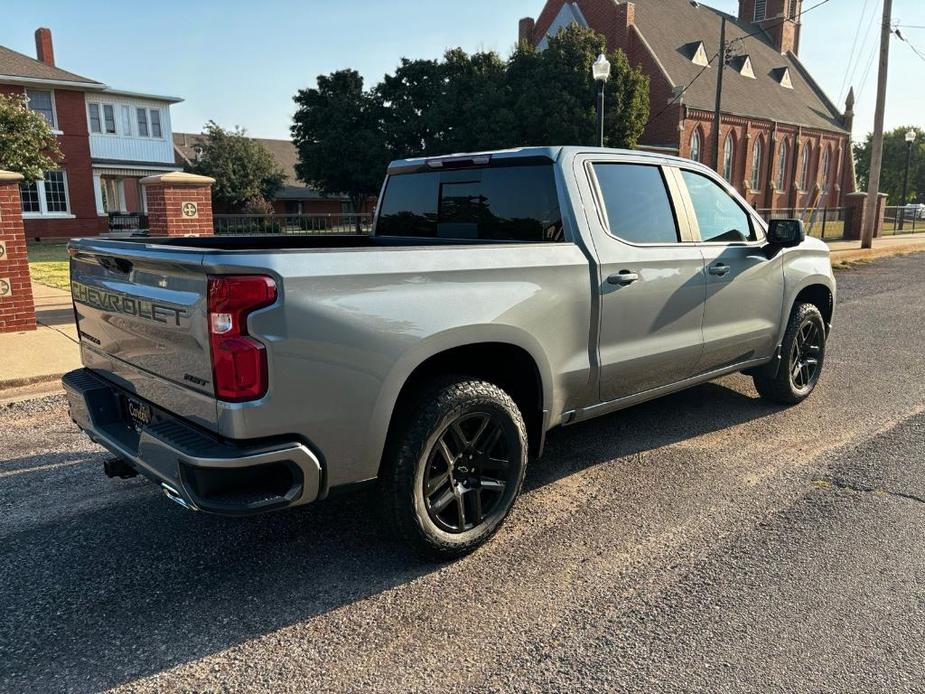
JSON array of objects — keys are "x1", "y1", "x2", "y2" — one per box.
[{"x1": 71, "y1": 281, "x2": 189, "y2": 326}]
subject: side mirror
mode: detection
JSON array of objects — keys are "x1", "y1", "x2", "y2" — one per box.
[{"x1": 767, "y1": 218, "x2": 805, "y2": 247}]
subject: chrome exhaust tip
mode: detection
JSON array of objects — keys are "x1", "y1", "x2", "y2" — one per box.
[{"x1": 161, "y1": 483, "x2": 198, "y2": 511}]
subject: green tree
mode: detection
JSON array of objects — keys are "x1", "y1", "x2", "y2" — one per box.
[
  {"x1": 191, "y1": 121, "x2": 285, "y2": 212},
  {"x1": 429, "y1": 49, "x2": 518, "y2": 154},
  {"x1": 854, "y1": 126, "x2": 925, "y2": 204},
  {"x1": 292, "y1": 70, "x2": 389, "y2": 220},
  {"x1": 376, "y1": 57, "x2": 443, "y2": 157},
  {"x1": 0, "y1": 92, "x2": 63, "y2": 180},
  {"x1": 376, "y1": 51, "x2": 517, "y2": 159},
  {"x1": 508, "y1": 25, "x2": 649, "y2": 149},
  {"x1": 292, "y1": 26, "x2": 650, "y2": 218}
]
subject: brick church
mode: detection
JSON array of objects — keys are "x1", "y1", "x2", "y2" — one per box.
[{"x1": 518, "y1": 0, "x2": 856, "y2": 211}]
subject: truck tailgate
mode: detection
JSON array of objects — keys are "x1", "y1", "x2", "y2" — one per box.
[{"x1": 68, "y1": 239, "x2": 217, "y2": 425}]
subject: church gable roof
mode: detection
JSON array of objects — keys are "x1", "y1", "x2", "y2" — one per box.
[{"x1": 630, "y1": 0, "x2": 846, "y2": 132}]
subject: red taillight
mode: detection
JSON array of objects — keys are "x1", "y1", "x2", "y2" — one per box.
[{"x1": 207, "y1": 275, "x2": 277, "y2": 401}]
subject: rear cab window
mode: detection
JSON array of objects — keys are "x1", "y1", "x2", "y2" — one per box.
[{"x1": 376, "y1": 164, "x2": 564, "y2": 243}]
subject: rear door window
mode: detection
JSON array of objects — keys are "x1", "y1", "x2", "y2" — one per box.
[
  {"x1": 592, "y1": 163, "x2": 680, "y2": 244},
  {"x1": 376, "y1": 165, "x2": 564, "y2": 242}
]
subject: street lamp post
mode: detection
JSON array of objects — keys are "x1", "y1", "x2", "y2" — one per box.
[
  {"x1": 900, "y1": 129, "x2": 916, "y2": 230},
  {"x1": 592, "y1": 53, "x2": 611, "y2": 148}
]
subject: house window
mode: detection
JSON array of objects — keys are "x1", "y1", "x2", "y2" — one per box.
[
  {"x1": 799, "y1": 144, "x2": 810, "y2": 191},
  {"x1": 88, "y1": 103, "x2": 102, "y2": 133},
  {"x1": 754, "y1": 0, "x2": 767, "y2": 21},
  {"x1": 789, "y1": 0, "x2": 799, "y2": 20},
  {"x1": 723, "y1": 134, "x2": 734, "y2": 182},
  {"x1": 19, "y1": 181, "x2": 41, "y2": 213},
  {"x1": 751, "y1": 138, "x2": 763, "y2": 191},
  {"x1": 102, "y1": 105, "x2": 116, "y2": 134},
  {"x1": 777, "y1": 140, "x2": 788, "y2": 190},
  {"x1": 43, "y1": 171, "x2": 69, "y2": 212},
  {"x1": 136, "y1": 108, "x2": 149, "y2": 137},
  {"x1": 25, "y1": 89, "x2": 55, "y2": 128},
  {"x1": 690, "y1": 130, "x2": 702, "y2": 163},
  {"x1": 122, "y1": 105, "x2": 133, "y2": 136},
  {"x1": 149, "y1": 109, "x2": 162, "y2": 138},
  {"x1": 19, "y1": 171, "x2": 70, "y2": 216}
]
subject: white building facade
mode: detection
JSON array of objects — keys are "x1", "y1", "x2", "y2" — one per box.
[{"x1": 87, "y1": 89, "x2": 183, "y2": 219}]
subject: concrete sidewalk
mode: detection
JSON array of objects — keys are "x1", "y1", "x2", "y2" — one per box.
[
  {"x1": 0, "y1": 283, "x2": 80, "y2": 391},
  {"x1": 828, "y1": 232, "x2": 925, "y2": 266},
  {"x1": 2, "y1": 232, "x2": 925, "y2": 396}
]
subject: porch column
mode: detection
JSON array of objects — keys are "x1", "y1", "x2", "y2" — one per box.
[
  {"x1": 0, "y1": 171, "x2": 37, "y2": 333},
  {"x1": 140, "y1": 172, "x2": 215, "y2": 237}
]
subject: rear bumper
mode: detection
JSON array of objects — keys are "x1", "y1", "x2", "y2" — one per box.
[{"x1": 63, "y1": 368, "x2": 322, "y2": 515}]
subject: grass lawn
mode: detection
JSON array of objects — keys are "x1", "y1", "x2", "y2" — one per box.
[{"x1": 27, "y1": 241, "x2": 71, "y2": 290}]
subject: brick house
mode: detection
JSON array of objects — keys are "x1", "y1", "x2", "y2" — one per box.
[
  {"x1": 0, "y1": 28, "x2": 182, "y2": 239},
  {"x1": 518, "y1": 0, "x2": 856, "y2": 211},
  {"x1": 173, "y1": 132, "x2": 376, "y2": 215}
]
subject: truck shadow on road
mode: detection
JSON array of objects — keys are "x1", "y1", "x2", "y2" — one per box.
[{"x1": 0, "y1": 378, "x2": 780, "y2": 692}]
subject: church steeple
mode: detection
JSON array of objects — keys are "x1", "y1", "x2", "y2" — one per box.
[{"x1": 737, "y1": 0, "x2": 803, "y2": 55}]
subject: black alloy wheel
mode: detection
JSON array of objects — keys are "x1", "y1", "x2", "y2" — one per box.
[
  {"x1": 422, "y1": 412, "x2": 516, "y2": 534},
  {"x1": 790, "y1": 318, "x2": 822, "y2": 391},
  {"x1": 752, "y1": 302, "x2": 826, "y2": 405},
  {"x1": 380, "y1": 378, "x2": 528, "y2": 560}
]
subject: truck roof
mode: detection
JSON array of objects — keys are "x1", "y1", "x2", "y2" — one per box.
[{"x1": 387, "y1": 146, "x2": 704, "y2": 175}]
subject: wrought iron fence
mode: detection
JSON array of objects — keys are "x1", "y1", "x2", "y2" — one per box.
[
  {"x1": 755, "y1": 207, "x2": 848, "y2": 241},
  {"x1": 108, "y1": 212, "x2": 149, "y2": 232},
  {"x1": 882, "y1": 205, "x2": 924, "y2": 236},
  {"x1": 214, "y1": 213, "x2": 373, "y2": 236}
]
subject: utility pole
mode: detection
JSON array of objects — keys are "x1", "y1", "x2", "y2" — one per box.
[
  {"x1": 711, "y1": 16, "x2": 727, "y2": 171},
  {"x1": 861, "y1": 0, "x2": 893, "y2": 249}
]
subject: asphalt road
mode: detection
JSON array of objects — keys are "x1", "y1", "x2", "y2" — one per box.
[{"x1": 2, "y1": 254, "x2": 925, "y2": 693}]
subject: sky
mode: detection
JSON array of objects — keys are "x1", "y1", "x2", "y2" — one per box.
[{"x1": 4, "y1": 0, "x2": 924, "y2": 142}]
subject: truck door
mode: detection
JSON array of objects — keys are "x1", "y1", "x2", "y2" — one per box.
[
  {"x1": 674, "y1": 168, "x2": 784, "y2": 373},
  {"x1": 584, "y1": 160, "x2": 706, "y2": 402}
]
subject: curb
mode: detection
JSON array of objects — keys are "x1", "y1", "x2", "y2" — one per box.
[
  {"x1": 0, "y1": 372, "x2": 66, "y2": 390},
  {"x1": 830, "y1": 242, "x2": 925, "y2": 268}
]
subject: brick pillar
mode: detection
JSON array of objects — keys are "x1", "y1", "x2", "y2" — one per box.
[
  {"x1": 518, "y1": 17, "x2": 535, "y2": 45},
  {"x1": 843, "y1": 191, "x2": 888, "y2": 241},
  {"x1": 0, "y1": 171, "x2": 37, "y2": 333},
  {"x1": 140, "y1": 172, "x2": 215, "y2": 237}
]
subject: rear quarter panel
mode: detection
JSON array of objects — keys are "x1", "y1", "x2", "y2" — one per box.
[{"x1": 204, "y1": 243, "x2": 593, "y2": 489}]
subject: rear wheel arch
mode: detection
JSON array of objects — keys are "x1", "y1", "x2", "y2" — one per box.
[{"x1": 384, "y1": 342, "x2": 547, "y2": 464}]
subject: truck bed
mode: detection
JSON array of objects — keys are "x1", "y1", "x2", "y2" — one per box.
[{"x1": 108, "y1": 234, "x2": 520, "y2": 252}]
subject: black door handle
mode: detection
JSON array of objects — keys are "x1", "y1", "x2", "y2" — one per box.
[
  {"x1": 708, "y1": 263, "x2": 730, "y2": 276},
  {"x1": 607, "y1": 270, "x2": 640, "y2": 286}
]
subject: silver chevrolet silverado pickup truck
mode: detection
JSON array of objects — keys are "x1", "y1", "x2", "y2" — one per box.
[{"x1": 64, "y1": 146, "x2": 835, "y2": 558}]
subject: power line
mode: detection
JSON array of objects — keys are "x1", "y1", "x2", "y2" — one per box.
[
  {"x1": 643, "y1": 57, "x2": 716, "y2": 128},
  {"x1": 838, "y1": 0, "x2": 873, "y2": 102},
  {"x1": 894, "y1": 28, "x2": 925, "y2": 62},
  {"x1": 856, "y1": 36, "x2": 879, "y2": 101}
]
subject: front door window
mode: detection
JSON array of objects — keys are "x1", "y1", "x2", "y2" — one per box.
[{"x1": 680, "y1": 170, "x2": 755, "y2": 243}]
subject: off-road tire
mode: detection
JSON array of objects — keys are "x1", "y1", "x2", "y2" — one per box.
[
  {"x1": 380, "y1": 377, "x2": 528, "y2": 561},
  {"x1": 753, "y1": 302, "x2": 826, "y2": 405}
]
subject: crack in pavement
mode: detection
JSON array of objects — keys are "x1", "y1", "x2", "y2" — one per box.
[{"x1": 828, "y1": 478, "x2": 925, "y2": 505}]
